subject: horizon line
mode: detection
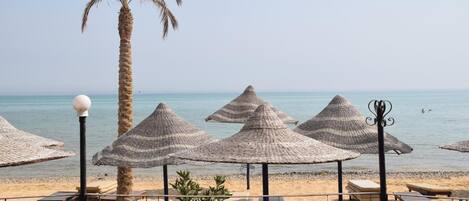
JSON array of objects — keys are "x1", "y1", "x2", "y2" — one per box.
[{"x1": 0, "y1": 88, "x2": 468, "y2": 97}]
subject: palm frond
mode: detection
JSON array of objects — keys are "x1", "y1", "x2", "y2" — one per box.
[
  {"x1": 81, "y1": 0, "x2": 102, "y2": 32},
  {"x1": 151, "y1": 0, "x2": 179, "y2": 38}
]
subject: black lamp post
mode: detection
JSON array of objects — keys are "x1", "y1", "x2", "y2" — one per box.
[
  {"x1": 367, "y1": 100, "x2": 394, "y2": 201},
  {"x1": 73, "y1": 95, "x2": 92, "y2": 201}
]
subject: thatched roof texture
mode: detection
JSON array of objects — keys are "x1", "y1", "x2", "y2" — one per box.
[
  {"x1": 0, "y1": 116, "x2": 73, "y2": 167},
  {"x1": 440, "y1": 140, "x2": 469, "y2": 152},
  {"x1": 0, "y1": 116, "x2": 64, "y2": 147},
  {"x1": 294, "y1": 95, "x2": 413, "y2": 154},
  {"x1": 93, "y1": 103, "x2": 214, "y2": 168},
  {"x1": 176, "y1": 104, "x2": 360, "y2": 164},
  {"x1": 205, "y1": 85, "x2": 298, "y2": 124}
]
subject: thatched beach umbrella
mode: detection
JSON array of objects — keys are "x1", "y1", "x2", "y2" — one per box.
[
  {"x1": 205, "y1": 85, "x2": 298, "y2": 189},
  {"x1": 93, "y1": 103, "x2": 214, "y2": 201},
  {"x1": 0, "y1": 116, "x2": 64, "y2": 147},
  {"x1": 294, "y1": 95, "x2": 412, "y2": 201},
  {"x1": 176, "y1": 104, "x2": 360, "y2": 201},
  {"x1": 205, "y1": 85, "x2": 298, "y2": 124},
  {"x1": 0, "y1": 116, "x2": 73, "y2": 167},
  {"x1": 440, "y1": 140, "x2": 469, "y2": 152},
  {"x1": 0, "y1": 139, "x2": 74, "y2": 167}
]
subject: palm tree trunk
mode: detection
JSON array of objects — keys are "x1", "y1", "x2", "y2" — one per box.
[{"x1": 117, "y1": 6, "x2": 134, "y2": 201}]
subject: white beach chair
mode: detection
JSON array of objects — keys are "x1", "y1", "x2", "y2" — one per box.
[{"x1": 346, "y1": 180, "x2": 380, "y2": 201}]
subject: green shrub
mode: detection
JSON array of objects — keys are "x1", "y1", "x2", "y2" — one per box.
[
  {"x1": 200, "y1": 175, "x2": 232, "y2": 201},
  {"x1": 170, "y1": 170, "x2": 202, "y2": 201},
  {"x1": 171, "y1": 171, "x2": 232, "y2": 201}
]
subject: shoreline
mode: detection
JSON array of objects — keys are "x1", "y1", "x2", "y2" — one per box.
[{"x1": 1, "y1": 170, "x2": 467, "y2": 183}]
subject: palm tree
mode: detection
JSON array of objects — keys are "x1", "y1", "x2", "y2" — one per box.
[{"x1": 81, "y1": 0, "x2": 179, "y2": 200}]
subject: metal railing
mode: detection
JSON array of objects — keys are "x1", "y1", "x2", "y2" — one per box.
[{"x1": 0, "y1": 192, "x2": 468, "y2": 201}]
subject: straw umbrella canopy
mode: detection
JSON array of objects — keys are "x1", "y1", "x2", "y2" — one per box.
[
  {"x1": 294, "y1": 95, "x2": 412, "y2": 154},
  {"x1": 0, "y1": 116, "x2": 73, "y2": 167},
  {"x1": 0, "y1": 116, "x2": 64, "y2": 148},
  {"x1": 175, "y1": 104, "x2": 360, "y2": 201},
  {"x1": 205, "y1": 85, "x2": 298, "y2": 189},
  {"x1": 440, "y1": 140, "x2": 469, "y2": 152},
  {"x1": 293, "y1": 95, "x2": 413, "y2": 200},
  {"x1": 205, "y1": 85, "x2": 298, "y2": 124},
  {"x1": 93, "y1": 103, "x2": 214, "y2": 201},
  {"x1": 0, "y1": 139, "x2": 74, "y2": 167}
]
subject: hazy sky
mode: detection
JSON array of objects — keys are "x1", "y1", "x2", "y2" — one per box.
[{"x1": 1, "y1": 1, "x2": 469, "y2": 95}]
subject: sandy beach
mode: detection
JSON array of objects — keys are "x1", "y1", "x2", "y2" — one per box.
[{"x1": 1, "y1": 171, "x2": 468, "y2": 201}]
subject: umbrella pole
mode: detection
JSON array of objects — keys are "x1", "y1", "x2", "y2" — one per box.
[
  {"x1": 163, "y1": 165, "x2": 169, "y2": 201},
  {"x1": 262, "y1": 163, "x2": 269, "y2": 201},
  {"x1": 338, "y1": 161, "x2": 343, "y2": 201},
  {"x1": 246, "y1": 163, "x2": 250, "y2": 190}
]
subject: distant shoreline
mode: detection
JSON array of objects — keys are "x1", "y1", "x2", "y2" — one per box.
[{"x1": 1, "y1": 170, "x2": 467, "y2": 183}]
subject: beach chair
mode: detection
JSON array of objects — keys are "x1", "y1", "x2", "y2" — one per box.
[
  {"x1": 75, "y1": 180, "x2": 117, "y2": 194},
  {"x1": 226, "y1": 191, "x2": 253, "y2": 201},
  {"x1": 393, "y1": 191, "x2": 431, "y2": 201},
  {"x1": 451, "y1": 190, "x2": 469, "y2": 201},
  {"x1": 346, "y1": 180, "x2": 380, "y2": 201},
  {"x1": 92, "y1": 190, "x2": 146, "y2": 201},
  {"x1": 38, "y1": 191, "x2": 76, "y2": 201},
  {"x1": 66, "y1": 190, "x2": 146, "y2": 201},
  {"x1": 257, "y1": 196, "x2": 283, "y2": 201},
  {"x1": 406, "y1": 183, "x2": 452, "y2": 197},
  {"x1": 53, "y1": 180, "x2": 120, "y2": 201}
]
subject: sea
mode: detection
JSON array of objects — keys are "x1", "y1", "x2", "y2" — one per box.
[{"x1": 0, "y1": 90, "x2": 468, "y2": 179}]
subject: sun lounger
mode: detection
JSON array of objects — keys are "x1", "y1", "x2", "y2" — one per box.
[
  {"x1": 406, "y1": 183, "x2": 452, "y2": 197},
  {"x1": 451, "y1": 190, "x2": 469, "y2": 201},
  {"x1": 66, "y1": 190, "x2": 146, "y2": 201},
  {"x1": 394, "y1": 192, "x2": 431, "y2": 201},
  {"x1": 226, "y1": 191, "x2": 253, "y2": 201},
  {"x1": 257, "y1": 196, "x2": 283, "y2": 201},
  {"x1": 75, "y1": 180, "x2": 117, "y2": 194},
  {"x1": 346, "y1": 180, "x2": 380, "y2": 201},
  {"x1": 93, "y1": 190, "x2": 146, "y2": 201},
  {"x1": 38, "y1": 191, "x2": 76, "y2": 201}
]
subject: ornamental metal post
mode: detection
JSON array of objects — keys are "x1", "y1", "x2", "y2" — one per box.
[
  {"x1": 73, "y1": 95, "x2": 92, "y2": 201},
  {"x1": 366, "y1": 100, "x2": 394, "y2": 201}
]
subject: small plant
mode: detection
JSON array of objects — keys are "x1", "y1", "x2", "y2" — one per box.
[
  {"x1": 200, "y1": 175, "x2": 232, "y2": 201},
  {"x1": 171, "y1": 171, "x2": 232, "y2": 201},
  {"x1": 171, "y1": 170, "x2": 202, "y2": 201}
]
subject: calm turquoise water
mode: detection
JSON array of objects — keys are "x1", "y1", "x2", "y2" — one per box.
[{"x1": 0, "y1": 91, "x2": 468, "y2": 179}]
